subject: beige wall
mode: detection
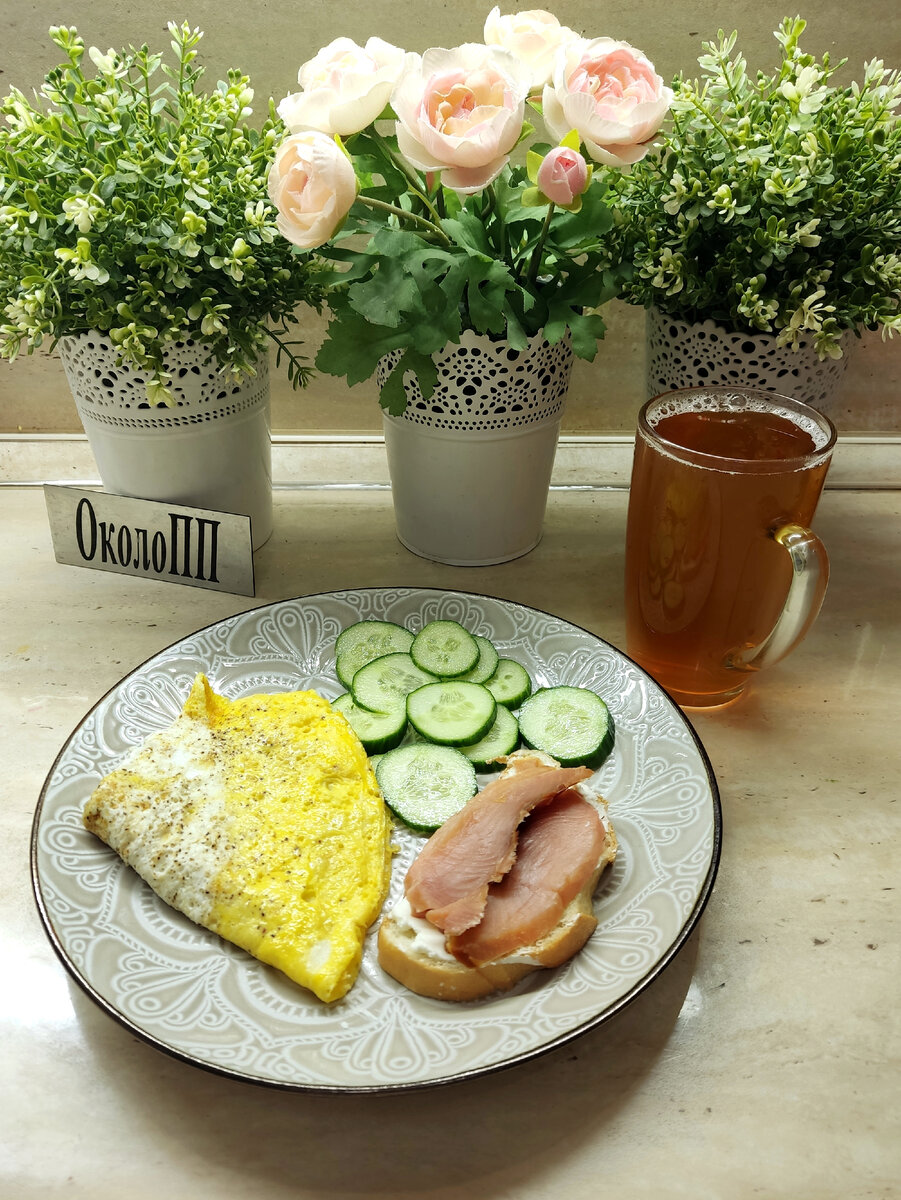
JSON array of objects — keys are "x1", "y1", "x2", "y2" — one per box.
[{"x1": 1, "y1": 0, "x2": 898, "y2": 435}]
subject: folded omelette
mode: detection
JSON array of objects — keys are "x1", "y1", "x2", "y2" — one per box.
[{"x1": 83, "y1": 674, "x2": 392, "y2": 1003}]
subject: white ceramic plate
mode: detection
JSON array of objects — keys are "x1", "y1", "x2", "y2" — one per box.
[{"x1": 32, "y1": 587, "x2": 721, "y2": 1092}]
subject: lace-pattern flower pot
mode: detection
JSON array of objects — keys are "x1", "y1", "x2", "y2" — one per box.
[
  {"x1": 645, "y1": 307, "x2": 851, "y2": 411},
  {"x1": 377, "y1": 328, "x2": 573, "y2": 566},
  {"x1": 58, "y1": 332, "x2": 272, "y2": 549}
]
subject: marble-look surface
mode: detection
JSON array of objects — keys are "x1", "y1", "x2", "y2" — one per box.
[{"x1": 3, "y1": 479, "x2": 899, "y2": 1199}]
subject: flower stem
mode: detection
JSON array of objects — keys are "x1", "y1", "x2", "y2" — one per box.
[
  {"x1": 371, "y1": 128, "x2": 444, "y2": 224},
  {"x1": 526, "y1": 203, "x2": 555, "y2": 286},
  {"x1": 486, "y1": 183, "x2": 506, "y2": 261},
  {"x1": 357, "y1": 195, "x2": 451, "y2": 245}
]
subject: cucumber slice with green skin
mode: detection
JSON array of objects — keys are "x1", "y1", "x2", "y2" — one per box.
[
  {"x1": 331, "y1": 692, "x2": 407, "y2": 754},
  {"x1": 406, "y1": 681, "x2": 497, "y2": 746},
  {"x1": 335, "y1": 620, "x2": 414, "y2": 691},
  {"x1": 458, "y1": 704, "x2": 519, "y2": 767},
  {"x1": 375, "y1": 743, "x2": 478, "y2": 833},
  {"x1": 518, "y1": 686, "x2": 615, "y2": 769},
  {"x1": 351, "y1": 653, "x2": 437, "y2": 714},
  {"x1": 410, "y1": 620, "x2": 480, "y2": 678},
  {"x1": 455, "y1": 635, "x2": 500, "y2": 684},
  {"x1": 485, "y1": 658, "x2": 532, "y2": 708}
]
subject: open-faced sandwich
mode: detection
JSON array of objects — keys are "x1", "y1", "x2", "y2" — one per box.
[{"x1": 378, "y1": 750, "x2": 617, "y2": 1001}]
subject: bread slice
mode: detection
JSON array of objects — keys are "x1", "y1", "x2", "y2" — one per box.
[{"x1": 377, "y1": 820, "x2": 617, "y2": 1002}]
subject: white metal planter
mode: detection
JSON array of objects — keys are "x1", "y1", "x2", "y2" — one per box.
[
  {"x1": 645, "y1": 307, "x2": 851, "y2": 411},
  {"x1": 58, "y1": 333, "x2": 272, "y2": 549},
  {"x1": 378, "y1": 328, "x2": 573, "y2": 566}
]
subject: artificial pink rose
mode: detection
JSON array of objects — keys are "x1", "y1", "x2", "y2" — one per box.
[
  {"x1": 536, "y1": 144, "x2": 589, "y2": 206},
  {"x1": 542, "y1": 37, "x2": 673, "y2": 167},
  {"x1": 267, "y1": 131, "x2": 358, "y2": 250},
  {"x1": 392, "y1": 43, "x2": 532, "y2": 194},
  {"x1": 277, "y1": 37, "x2": 407, "y2": 137},
  {"x1": 483, "y1": 6, "x2": 577, "y2": 90}
]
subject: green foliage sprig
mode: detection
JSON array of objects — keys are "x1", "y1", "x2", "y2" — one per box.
[
  {"x1": 316, "y1": 133, "x2": 625, "y2": 414},
  {"x1": 0, "y1": 23, "x2": 325, "y2": 401},
  {"x1": 606, "y1": 17, "x2": 901, "y2": 357}
]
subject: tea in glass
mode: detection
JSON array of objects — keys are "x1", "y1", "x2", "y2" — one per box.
[{"x1": 624, "y1": 388, "x2": 836, "y2": 708}]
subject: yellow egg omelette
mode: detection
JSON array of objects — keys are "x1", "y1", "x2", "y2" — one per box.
[{"x1": 83, "y1": 674, "x2": 393, "y2": 1003}]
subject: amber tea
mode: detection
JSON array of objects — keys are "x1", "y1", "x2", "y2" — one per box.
[{"x1": 624, "y1": 389, "x2": 835, "y2": 707}]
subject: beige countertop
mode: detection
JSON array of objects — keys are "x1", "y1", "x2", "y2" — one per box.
[{"x1": 3, "y1": 465, "x2": 899, "y2": 1199}]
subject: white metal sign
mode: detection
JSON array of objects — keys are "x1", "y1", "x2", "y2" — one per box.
[{"x1": 44, "y1": 486, "x2": 256, "y2": 596}]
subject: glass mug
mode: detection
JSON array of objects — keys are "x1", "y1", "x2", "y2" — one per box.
[{"x1": 624, "y1": 387, "x2": 836, "y2": 708}]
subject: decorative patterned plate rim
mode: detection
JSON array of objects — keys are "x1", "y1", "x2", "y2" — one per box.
[{"x1": 31, "y1": 586, "x2": 722, "y2": 1093}]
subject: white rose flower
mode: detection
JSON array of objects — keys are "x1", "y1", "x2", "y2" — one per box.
[
  {"x1": 483, "y1": 7, "x2": 577, "y2": 90},
  {"x1": 267, "y1": 131, "x2": 358, "y2": 250},
  {"x1": 392, "y1": 42, "x2": 532, "y2": 194},
  {"x1": 543, "y1": 37, "x2": 673, "y2": 167},
  {"x1": 277, "y1": 37, "x2": 407, "y2": 136}
]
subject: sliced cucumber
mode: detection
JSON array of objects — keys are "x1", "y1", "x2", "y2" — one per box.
[
  {"x1": 335, "y1": 620, "x2": 414, "y2": 690},
  {"x1": 456, "y1": 634, "x2": 500, "y2": 684},
  {"x1": 331, "y1": 692, "x2": 407, "y2": 754},
  {"x1": 375, "y1": 744, "x2": 477, "y2": 833},
  {"x1": 351, "y1": 652, "x2": 437, "y2": 714},
  {"x1": 518, "y1": 686, "x2": 615, "y2": 768},
  {"x1": 458, "y1": 704, "x2": 519, "y2": 767},
  {"x1": 410, "y1": 620, "x2": 479, "y2": 678},
  {"x1": 406, "y1": 681, "x2": 497, "y2": 746},
  {"x1": 485, "y1": 658, "x2": 532, "y2": 708}
]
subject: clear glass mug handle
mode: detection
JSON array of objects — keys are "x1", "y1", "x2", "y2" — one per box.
[{"x1": 731, "y1": 524, "x2": 830, "y2": 672}]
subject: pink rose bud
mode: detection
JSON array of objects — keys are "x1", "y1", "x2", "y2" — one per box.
[{"x1": 536, "y1": 145, "x2": 589, "y2": 206}]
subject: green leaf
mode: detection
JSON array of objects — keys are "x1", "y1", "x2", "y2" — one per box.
[
  {"x1": 378, "y1": 347, "x2": 439, "y2": 414},
  {"x1": 315, "y1": 308, "x2": 409, "y2": 386},
  {"x1": 315, "y1": 243, "x2": 378, "y2": 274},
  {"x1": 545, "y1": 305, "x2": 608, "y2": 360},
  {"x1": 551, "y1": 181, "x2": 612, "y2": 248},
  {"x1": 404, "y1": 349, "x2": 439, "y2": 402},
  {"x1": 503, "y1": 307, "x2": 530, "y2": 350},
  {"x1": 369, "y1": 226, "x2": 431, "y2": 259},
  {"x1": 441, "y1": 212, "x2": 492, "y2": 256},
  {"x1": 465, "y1": 258, "x2": 516, "y2": 333},
  {"x1": 551, "y1": 261, "x2": 613, "y2": 310},
  {"x1": 347, "y1": 257, "x2": 420, "y2": 327},
  {"x1": 520, "y1": 186, "x2": 548, "y2": 208},
  {"x1": 351, "y1": 149, "x2": 409, "y2": 198},
  {"x1": 378, "y1": 356, "x2": 409, "y2": 415},
  {"x1": 526, "y1": 149, "x2": 544, "y2": 184}
]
